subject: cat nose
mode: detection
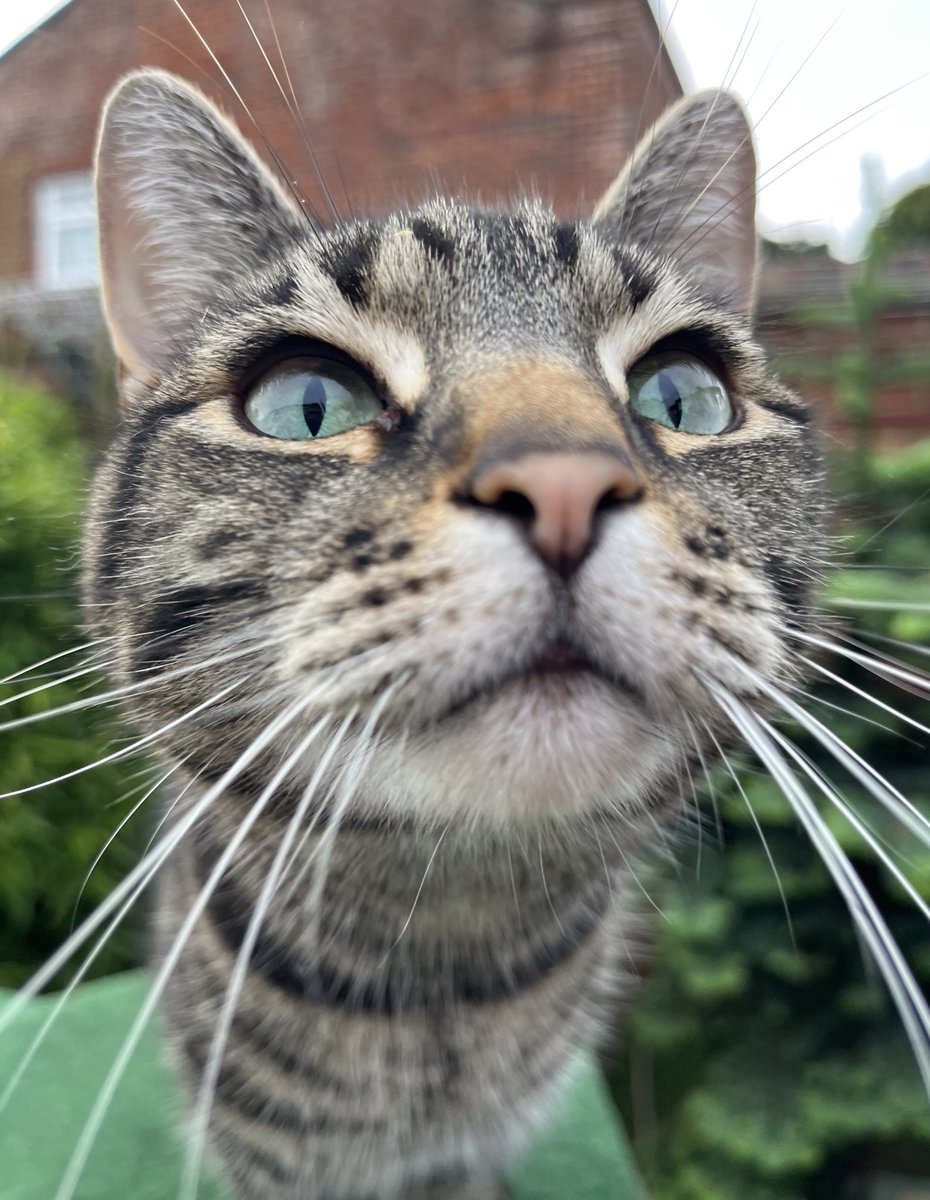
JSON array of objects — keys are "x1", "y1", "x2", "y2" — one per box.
[{"x1": 468, "y1": 451, "x2": 643, "y2": 575}]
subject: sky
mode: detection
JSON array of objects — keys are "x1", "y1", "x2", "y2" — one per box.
[{"x1": 3, "y1": 0, "x2": 930, "y2": 260}]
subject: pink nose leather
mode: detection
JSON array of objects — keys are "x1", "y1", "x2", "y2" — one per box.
[{"x1": 470, "y1": 451, "x2": 642, "y2": 572}]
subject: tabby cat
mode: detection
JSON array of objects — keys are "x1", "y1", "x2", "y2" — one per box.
[{"x1": 79, "y1": 70, "x2": 823, "y2": 1198}]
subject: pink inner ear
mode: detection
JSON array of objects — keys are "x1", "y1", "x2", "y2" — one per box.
[{"x1": 94, "y1": 70, "x2": 303, "y2": 391}]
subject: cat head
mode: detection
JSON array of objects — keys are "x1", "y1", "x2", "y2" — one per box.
[{"x1": 85, "y1": 70, "x2": 824, "y2": 832}]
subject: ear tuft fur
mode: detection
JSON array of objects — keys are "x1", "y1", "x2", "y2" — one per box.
[
  {"x1": 95, "y1": 69, "x2": 305, "y2": 389},
  {"x1": 594, "y1": 91, "x2": 757, "y2": 316}
]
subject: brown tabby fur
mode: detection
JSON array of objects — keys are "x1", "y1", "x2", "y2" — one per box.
[{"x1": 85, "y1": 71, "x2": 824, "y2": 1199}]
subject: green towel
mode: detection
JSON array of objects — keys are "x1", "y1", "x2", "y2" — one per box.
[{"x1": 0, "y1": 973, "x2": 646, "y2": 1199}]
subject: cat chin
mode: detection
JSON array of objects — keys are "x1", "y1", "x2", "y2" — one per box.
[{"x1": 356, "y1": 672, "x2": 680, "y2": 827}]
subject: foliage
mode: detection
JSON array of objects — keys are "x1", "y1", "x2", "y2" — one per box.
[
  {"x1": 0, "y1": 369, "x2": 143, "y2": 988},
  {"x1": 870, "y1": 182, "x2": 930, "y2": 255},
  {"x1": 610, "y1": 439, "x2": 930, "y2": 1198}
]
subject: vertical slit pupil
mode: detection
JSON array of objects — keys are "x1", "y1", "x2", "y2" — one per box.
[
  {"x1": 302, "y1": 376, "x2": 328, "y2": 437},
  {"x1": 658, "y1": 371, "x2": 683, "y2": 428}
]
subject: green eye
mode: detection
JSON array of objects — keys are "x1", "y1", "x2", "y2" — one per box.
[
  {"x1": 243, "y1": 356, "x2": 382, "y2": 440},
  {"x1": 627, "y1": 352, "x2": 733, "y2": 435}
]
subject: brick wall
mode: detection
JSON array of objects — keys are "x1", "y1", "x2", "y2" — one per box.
[
  {"x1": 0, "y1": 0, "x2": 681, "y2": 286},
  {"x1": 757, "y1": 251, "x2": 930, "y2": 445}
]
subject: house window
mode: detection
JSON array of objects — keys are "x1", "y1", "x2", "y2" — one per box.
[{"x1": 34, "y1": 173, "x2": 99, "y2": 289}]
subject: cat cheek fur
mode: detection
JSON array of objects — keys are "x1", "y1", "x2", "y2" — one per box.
[{"x1": 82, "y1": 71, "x2": 826, "y2": 1199}]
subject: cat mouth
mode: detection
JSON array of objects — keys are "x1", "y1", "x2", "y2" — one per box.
[{"x1": 435, "y1": 638, "x2": 645, "y2": 723}]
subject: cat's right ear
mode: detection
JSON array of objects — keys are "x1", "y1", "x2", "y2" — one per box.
[{"x1": 95, "y1": 70, "x2": 304, "y2": 392}]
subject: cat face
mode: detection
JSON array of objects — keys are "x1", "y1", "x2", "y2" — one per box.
[{"x1": 85, "y1": 72, "x2": 824, "y2": 830}]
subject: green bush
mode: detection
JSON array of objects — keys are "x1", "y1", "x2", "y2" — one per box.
[
  {"x1": 611, "y1": 439, "x2": 930, "y2": 1198},
  {"x1": 0, "y1": 369, "x2": 143, "y2": 988}
]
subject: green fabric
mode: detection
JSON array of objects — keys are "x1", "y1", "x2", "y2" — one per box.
[{"x1": 0, "y1": 973, "x2": 646, "y2": 1199}]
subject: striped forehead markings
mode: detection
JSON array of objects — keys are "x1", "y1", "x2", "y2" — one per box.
[
  {"x1": 408, "y1": 217, "x2": 457, "y2": 267},
  {"x1": 319, "y1": 225, "x2": 380, "y2": 309}
]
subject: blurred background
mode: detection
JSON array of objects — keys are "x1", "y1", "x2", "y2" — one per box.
[{"x1": 0, "y1": 2, "x2": 928, "y2": 1198}]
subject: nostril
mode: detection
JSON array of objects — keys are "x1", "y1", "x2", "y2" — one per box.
[
  {"x1": 596, "y1": 481, "x2": 642, "y2": 514},
  {"x1": 494, "y1": 489, "x2": 536, "y2": 521},
  {"x1": 461, "y1": 451, "x2": 644, "y2": 574}
]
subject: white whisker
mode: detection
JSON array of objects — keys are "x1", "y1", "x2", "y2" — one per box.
[
  {"x1": 701, "y1": 720, "x2": 795, "y2": 946},
  {"x1": 0, "y1": 679, "x2": 269, "y2": 1039},
  {"x1": 380, "y1": 825, "x2": 449, "y2": 971},
  {"x1": 51, "y1": 689, "x2": 325, "y2": 1200},
  {"x1": 70, "y1": 754, "x2": 191, "y2": 930},
  {"x1": 178, "y1": 707, "x2": 356, "y2": 1200},
  {"x1": 798, "y1": 653, "x2": 930, "y2": 739},
  {"x1": 0, "y1": 638, "x2": 111, "y2": 690},
  {"x1": 703, "y1": 678, "x2": 930, "y2": 1099}
]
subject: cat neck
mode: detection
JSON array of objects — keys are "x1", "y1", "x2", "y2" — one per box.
[{"x1": 167, "y1": 775, "x2": 644, "y2": 1010}]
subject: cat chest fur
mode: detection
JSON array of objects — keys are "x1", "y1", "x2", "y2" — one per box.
[{"x1": 157, "y1": 808, "x2": 636, "y2": 1198}]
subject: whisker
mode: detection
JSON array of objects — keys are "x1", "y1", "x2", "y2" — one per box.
[
  {"x1": 50, "y1": 689, "x2": 323, "y2": 1200},
  {"x1": 644, "y1": 0, "x2": 747, "y2": 238},
  {"x1": 826, "y1": 598, "x2": 930, "y2": 613},
  {"x1": 0, "y1": 657, "x2": 117, "y2": 714},
  {"x1": 178, "y1": 707, "x2": 356, "y2": 1200},
  {"x1": 0, "y1": 638, "x2": 111, "y2": 690},
  {"x1": 702, "y1": 678, "x2": 930, "y2": 1099},
  {"x1": 793, "y1": 630, "x2": 930, "y2": 706},
  {"x1": 0, "y1": 679, "x2": 274, "y2": 1039},
  {"x1": 247, "y1": 0, "x2": 342, "y2": 224},
  {"x1": 380, "y1": 825, "x2": 449, "y2": 971},
  {"x1": 854, "y1": 484, "x2": 930, "y2": 554},
  {"x1": 770, "y1": 732, "x2": 930, "y2": 926},
  {"x1": 168, "y1": 0, "x2": 323, "y2": 235},
  {"x1": 833, "y1": 629, "x2": 930, "y2": 682},
  {"x1": 739, "y1": 664, "x2": 930, "y2": 851},
  {"x1": 664, "y1": 12, "x2": 840, "y2": 255},
  {"x1": 0, "y1": 681, "x2": 243, "y2": 801},
  {"x1": 684, "y1": 712, "x2": 723, "y2": 848},
  {"x1": 854, "y1": 628, "x2": 930, "y2": 662},
  {"x1": 281, "y1": 676, "x2": 409, "y2": 914},
  {"x1": 0, "y1": 761, "x2": 206, "y2": 1116},
  {"x1": 614, "y1": 0, "x2": 682, "y2": 243},
  {"x1": 69, "y1": 754, "x2": 192, "y2": 931},
  {"x1": 181, "y1": 675, "x2": 406, "y2": 1196},
  {"x1": 0, "y1": 631, "x2": 281, "y2": 737},
  {"x1": 672, "y1": 67, "x2": 930, "y2": 266},
  {"x1": 600, "y1": 823, "x2": 668, "y2": 921},
  {"x1": 700, "y1": 719, "x2": 795, "y2": 947},
  {"x1": 798, "y1": 653, "x2": 930, "y2": 740},
  {"x1": 784, "y1": 676, "x2": 924, "y2": 744}
]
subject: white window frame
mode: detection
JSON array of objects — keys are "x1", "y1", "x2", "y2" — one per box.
[{"x1": 34, "y1": 172, "x2": 99, "y2": 289}]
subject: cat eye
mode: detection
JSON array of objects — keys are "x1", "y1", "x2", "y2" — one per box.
[
  {"x1": 243, "y1": 356, "x2": 383, "y2": 440},
  {"x1": 626, "y1": 352, "x2": 733, "y2": 435}
]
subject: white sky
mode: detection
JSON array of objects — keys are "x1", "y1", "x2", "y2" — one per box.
[{"x1": 3, "y1": 0, "x2": 930, "y2": 260}]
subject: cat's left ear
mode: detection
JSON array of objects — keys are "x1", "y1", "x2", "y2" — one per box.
[
  {"x1": 594, "y1": 91, "x2": 757, "y2": 316},
  {"x1": 95, "y1": 69, "x2": 305, "y2": 391}
]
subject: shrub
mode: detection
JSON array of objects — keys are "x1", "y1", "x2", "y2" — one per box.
[{"x1": 0, "y1": 369, "x2": 142, "y2": 988}]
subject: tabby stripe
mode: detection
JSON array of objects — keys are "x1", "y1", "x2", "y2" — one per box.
[
  {"x1": 180, "y1": 1032, "x2": 385, "y2": 1135},
  {"x1": 133, "y1": 580, "x2": 267, "y2": 671},
  {"x1": 321, "y1": 228, "x2": 380, "y2": 308},
  {"x1": 260, "y1": 271, "x2": 298, "y2": 307},
  {"x1": 199, "y1": 853, "x2": 610, "y2": 1013},
  {"x1": 409, "y1": 218, "x2": 456, "y2": 267},
  {"x1": 95, "y1": 398, "x2": 200, "y2": 596},
  {"x1": 214, "y1": 1123, "x2": 295, "y2": 1188},
  {"x1": 552, "y1": 222, "x2": 580, "y2": 270},
  {"x1": 173, "y1": 947, "x2": 360, "y2": 1096},
  {"x1": 755, "y1": 396, "x2": 812, "y2": 424}
]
